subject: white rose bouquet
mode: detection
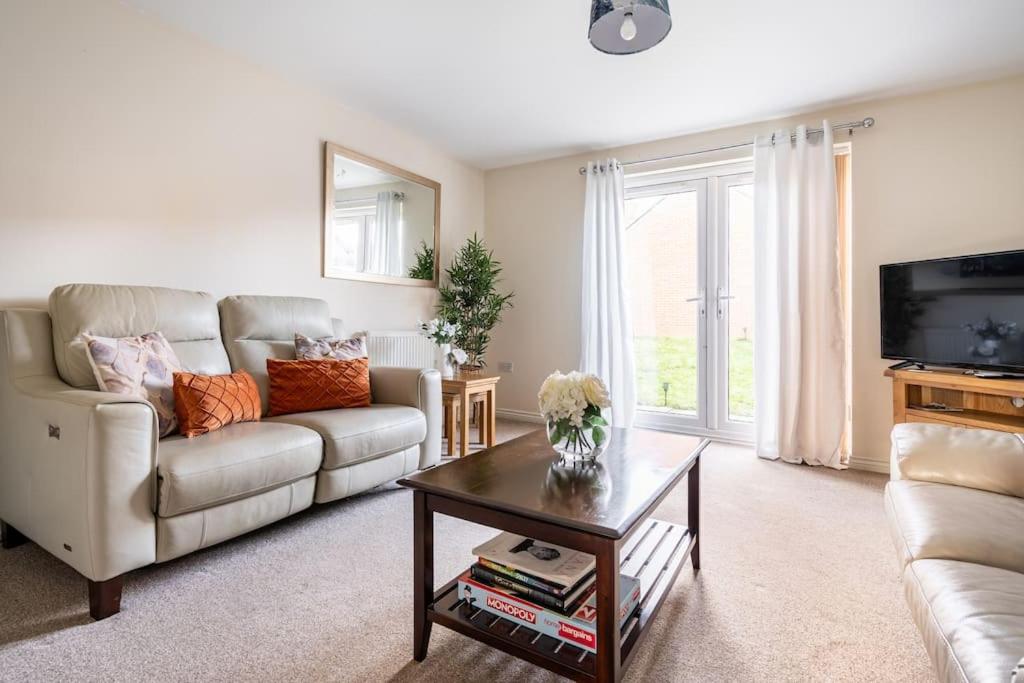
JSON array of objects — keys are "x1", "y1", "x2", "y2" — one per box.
[{"x1": 538, "y1": 371, "x2": 611, "y2": 457}]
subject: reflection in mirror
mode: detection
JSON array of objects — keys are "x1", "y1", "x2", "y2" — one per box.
[{"x1": 323, "y1": 144, "x2": 439, "y2": 285}]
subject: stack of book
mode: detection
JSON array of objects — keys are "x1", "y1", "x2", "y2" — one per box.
[{"x1": 457, "y1": 532, "x2": 640, "y2": 653}]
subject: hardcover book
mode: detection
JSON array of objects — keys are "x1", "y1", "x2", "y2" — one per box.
[
  {"x1": 477, "y1": 557, "x2": 594, "y2": 598},
  {"x1": 469, "y1": 562, "x2": 595, "y2": 614},
  {"x1": 472, "y1": 532, "x2": 595, "y2": 588},
  {"x1": 457, "y1": 570, "x2": 641, "y2": 654}
]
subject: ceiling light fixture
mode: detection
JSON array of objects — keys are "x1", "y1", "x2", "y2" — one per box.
[{"x1": 589, "y1": 0, "x2": 671, "y2": 55}]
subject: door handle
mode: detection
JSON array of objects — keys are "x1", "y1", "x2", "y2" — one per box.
[
  {"x1": 685, "y1": 291, "x2": 706, "y2": 318},
  {"x1": 716, "y1": 288, "x2": 735, "y2": 319}
]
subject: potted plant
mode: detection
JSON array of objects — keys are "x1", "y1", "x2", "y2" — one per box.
[{"x1": 437, "y1": 233, "x2": 514, "y2": 370}]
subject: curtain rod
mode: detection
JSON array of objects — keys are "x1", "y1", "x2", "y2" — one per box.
[{"x1": 577, "y1": 117, "x2": 875, "y2": 175}]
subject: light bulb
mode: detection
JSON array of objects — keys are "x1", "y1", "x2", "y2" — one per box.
[{"x1": 620, "y1": 12, "x2": 637, "y2": 41}]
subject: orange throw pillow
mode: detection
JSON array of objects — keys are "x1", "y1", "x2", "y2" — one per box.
[
  {"x1": 267, "y1": 358, "x2": 371, "y2": 416},
  {"x1": 173, "y1": 370, "x2": 261, "y2": 438}
]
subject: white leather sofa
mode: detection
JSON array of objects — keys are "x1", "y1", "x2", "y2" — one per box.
[
  {"x1": 885, "y1": 423, "x2": 1024, "y2": 682},
  {"x1": 0, "y1": 284, "x2": 441, "y2": 619}
]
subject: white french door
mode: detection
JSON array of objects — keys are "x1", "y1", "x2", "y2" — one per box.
[{"x1": 624, "y1": 163, "x2": 754, "y2": 440}]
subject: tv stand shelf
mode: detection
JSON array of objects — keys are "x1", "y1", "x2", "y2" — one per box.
[{"x1": 885, "y1": 368, "x2": 1024, "y2": 433}]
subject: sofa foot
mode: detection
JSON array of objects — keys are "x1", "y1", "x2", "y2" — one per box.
[
  {"x1": 1, "y1": 521, "x2": 28, "y2": 549},
  {"x1": 88, "y1": 575, "x2": 124, "y2": 620}
]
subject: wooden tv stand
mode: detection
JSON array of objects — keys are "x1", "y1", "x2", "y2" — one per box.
[{"x1": 885, "y1": 367, "x2": 1024, "y2": 433}]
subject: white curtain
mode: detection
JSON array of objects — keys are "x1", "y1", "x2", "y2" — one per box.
[
  {"x1": 581, "y1": 159, "x2": 636, "y2": 428},
  {"x1": 753, "y1": 123, "x2": 846, "y2": 469},
  {"x1": 365, "y1": 191, "x2": 403, "y2": 276}
]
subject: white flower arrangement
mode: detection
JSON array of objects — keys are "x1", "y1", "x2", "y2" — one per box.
[
  {"x1": 420, "y1": 318, "x2": 468, "y2": 370},
  {"x1": 419, "y1": 318, "x2": 459, "y2": 345},
  {"x1": 538, "y1": 371, "x2": 611, "y2": 453}
]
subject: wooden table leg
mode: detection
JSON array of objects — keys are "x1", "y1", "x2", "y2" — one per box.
[
  {"x1": 688, "y1": 453, "x2": 701, "y2": 571},
  {"x1": 445, "y1": 399, "x2": 456, "y2": 457},
  {"x1": 486, "y1": 387, "x2": 497, "y2": 447},
  {"x1": 477, "y1": 403, "x2": 486, "y2": 445},
  {"x1": 595, "y1": 537, "x2": 621, "y2": 683},
  {"x1": 459, "y1": 390, "x2": 471, "y2": 457},
  {"x1": 413, "y1": 491, "x2": 434, "y2": 661}
]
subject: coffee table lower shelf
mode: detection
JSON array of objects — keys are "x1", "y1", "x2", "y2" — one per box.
[{"x1": 426, "y1": 518, "x2": 695, "y2": 681}]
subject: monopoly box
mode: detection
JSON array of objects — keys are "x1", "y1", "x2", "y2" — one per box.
[{"x1": 456, "y1": 570, "x2": 640, "y2": 653}]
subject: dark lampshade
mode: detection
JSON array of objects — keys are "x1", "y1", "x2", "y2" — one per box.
[{"x1": 589, "y1": 0, "x2": 672, "y2": 55}]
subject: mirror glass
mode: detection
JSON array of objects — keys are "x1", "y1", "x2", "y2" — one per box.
[{"x1": 323, "y1": 144, "x2": 439, "y2": 285}]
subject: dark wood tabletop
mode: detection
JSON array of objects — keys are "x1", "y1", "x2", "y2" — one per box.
[{"x1": 398, "y1": 427, "x2": 708, "y2": 539}]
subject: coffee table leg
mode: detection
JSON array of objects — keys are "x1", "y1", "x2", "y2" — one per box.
[
  {"x1": 413, "y1": 491, "x2": 433, "y2": 661},
  {"x1": 688, "y1": 453, "x2": 701, "y2": 571},
  {"x1": 595, "y1": 538, "x2": 621, "y2": 683}
]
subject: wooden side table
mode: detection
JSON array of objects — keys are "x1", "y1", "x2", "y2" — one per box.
[{"x1": 441, "y1": 373, "x2": 499, "y2": 457}]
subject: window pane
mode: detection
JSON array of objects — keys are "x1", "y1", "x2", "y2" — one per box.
[
  {"x1": 327, "y1": 218, "x2": 362, "y2": 273},
  {"x1": 625, "y1": 191, "x2": 699, "y2": 415},
  {"x1": 727, "y1": 184, "x2": 755, "y2": 422}
]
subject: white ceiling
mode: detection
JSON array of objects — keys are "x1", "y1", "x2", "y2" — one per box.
[
  {"x1": 126, "y1": 0, "x2": 1024, "y2": 169},
  {"x1": 333, "y1": 156, "x2": 400, "y2": 190}
]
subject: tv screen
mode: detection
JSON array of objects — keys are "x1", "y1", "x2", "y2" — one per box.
[{"x1": 880, "y1": 250, "x2": 1024, "y2": 372}]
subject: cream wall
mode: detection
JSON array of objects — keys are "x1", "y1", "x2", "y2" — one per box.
[
  {"x1": 0, "y1": 0, "x2": 484, "y2": 329},
  {"x1": 485, "y1": 75, "x2": 1024, "y2": 471}
]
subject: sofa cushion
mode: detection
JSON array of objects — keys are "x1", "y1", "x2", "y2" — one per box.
[
  {"x1": 267, "y1": 404, "x2": 425, "y2": 470},
  {"x1": 157, "y1": 421, "x2": 322, "y2": 517},
  {"x1": 49, "y1": 284, "x2": 231, "y2": 389},
  {"x1": 885, "y1": 479, "x2": 1024, "y2": 574},
  {"x1": 891, "y1": 423, "x2": 1024, "y2": 497},
  {"x1": 267, "y1": 358, "x2": 371, "y2": 416},
  {"x1": 904, "y1": 559, "x2": 1024, "y2": 683},
  {"x1": 218, "y1": 295, "x2": 335, "y2": 412}
]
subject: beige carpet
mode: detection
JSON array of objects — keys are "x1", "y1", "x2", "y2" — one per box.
[{"x1": 0, "y1": 421, "x2": 932, "y2": 682}]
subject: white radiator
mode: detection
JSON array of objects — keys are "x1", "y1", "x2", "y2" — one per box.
[{"x1": 365, "y1": 330, "x2": 436, "y2": 369}]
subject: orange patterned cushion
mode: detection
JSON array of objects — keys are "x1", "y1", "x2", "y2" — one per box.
[
  {"x1": 173, "y1": 370, "x2": 261, "y2": 438},
  {"x1": 266, "y1": 358, "x2": 371, "y2": 417}
]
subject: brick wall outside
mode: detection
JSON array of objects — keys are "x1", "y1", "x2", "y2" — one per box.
[{"x1": 625, "y1": 186, "x2": 754, "y2": 341}]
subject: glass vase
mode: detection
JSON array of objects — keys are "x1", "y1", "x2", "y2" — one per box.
[{"x1": 548, "y1": 419, "x2": 606, "y2": 464}]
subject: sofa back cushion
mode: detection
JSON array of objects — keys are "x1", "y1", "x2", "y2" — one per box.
[
  {"x1": 891, "y1": 423, "x2": 1024, "y2": 498},
  {"x1": 218, "y1": 295, "x2": 336, "y2": 412},
  {"x1": 49, "y1": 284, "x2": 231, "y2": 389}
]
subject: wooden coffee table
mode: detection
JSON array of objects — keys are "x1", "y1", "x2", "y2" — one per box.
[{"x1": 398, "y1": 427, "x2": 708, "y2": 683}]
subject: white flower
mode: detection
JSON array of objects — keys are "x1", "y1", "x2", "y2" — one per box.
[
  {"x1": 538, "y1": 370, "x2": 610, "y2": 425},
  {"x1": 450, "y1": 348, "x2": 468, "y2": 365}
]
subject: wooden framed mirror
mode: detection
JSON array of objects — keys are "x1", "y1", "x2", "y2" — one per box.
[{"x1": 322, "y1": 142, "x2": 440, "y2": 287}]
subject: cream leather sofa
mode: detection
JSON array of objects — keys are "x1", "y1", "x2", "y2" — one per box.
[
  {"x1": 0, "y1": 284, "x2": 440, "y2": 619},
  {"x1": 885, "y1": 423, "x2": 1024, "y2": 682}
]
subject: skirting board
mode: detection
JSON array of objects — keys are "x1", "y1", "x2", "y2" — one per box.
[
  {"x1": 847, "y1": 456, "x2": 890, "y2": 475},
  {"x1": 495, "y1": 408, "x2": 545, "y2": 424},
  {"x1": 496, "y1": 409, "x2": 891, "y2": 475}
]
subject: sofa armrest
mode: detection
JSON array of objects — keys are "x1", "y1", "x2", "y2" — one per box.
[
  {"x1": 369, "y1": 367, "x2": 441, "y2": 469},
  {"x1": 0, "y1": 309, "x2": 158, "y2": 581},
  {"x1": 890, "y1": 423, "x2": 1024, "y2": 497}
]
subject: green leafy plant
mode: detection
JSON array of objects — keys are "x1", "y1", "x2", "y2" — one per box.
[
  {"x1": 408, "y1": 241, "x2": 435, "y2": 280},
  {"x1": 437, "y1": 233, "x2": 514, "y2": 368}
]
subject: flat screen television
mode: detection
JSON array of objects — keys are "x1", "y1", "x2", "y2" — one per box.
[{"x1": 880, "y1": 250, "x2": 1024, "y2": 373}]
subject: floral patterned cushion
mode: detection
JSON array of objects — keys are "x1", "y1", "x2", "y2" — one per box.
[
  {"x1": 83, "y1": 331, "x2": 182, "y2": 437},
  {"x1": 294, "y1": 333, "x2": 367, "y2": 361}
]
